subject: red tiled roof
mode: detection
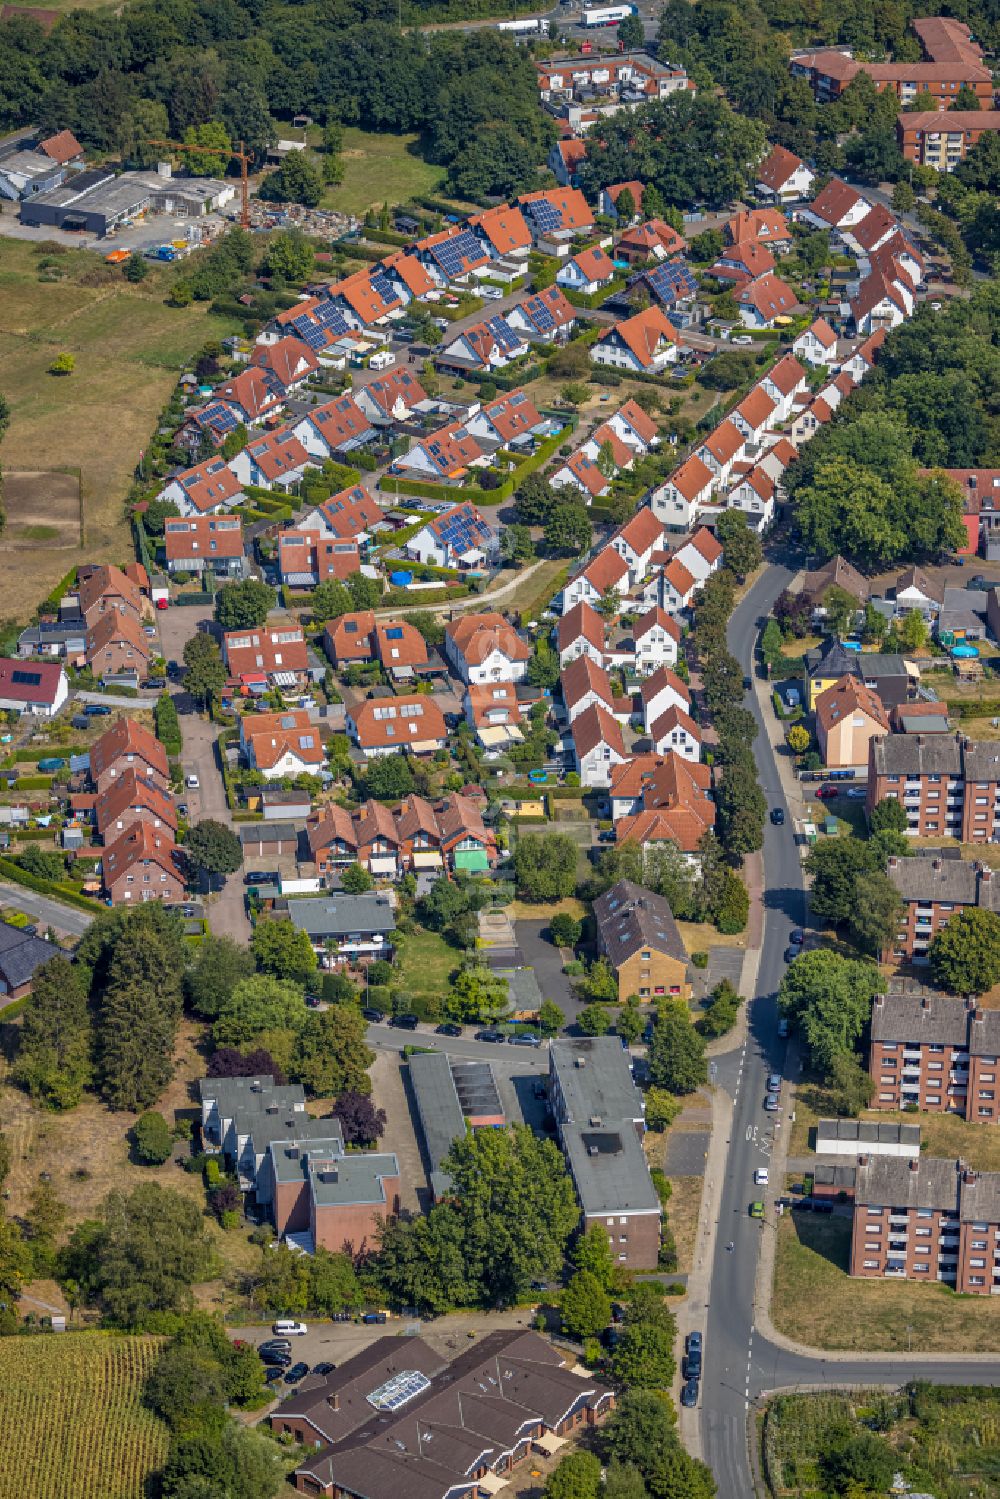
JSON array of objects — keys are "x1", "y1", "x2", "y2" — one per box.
[
  {"x1": 39, "y1": 129, "x2": 83, "y2": 163},
  {"x1": 333, "y1": 267, "x2": 404, "y2": 323},
  {"x1": 851, "y1": 203, "x2": 897, "y2": 252},
  {"x1": 572, "y1": 701, "x2": 626, "y2": 761},
  {"x1": 518, "y1": 187, "x2": 593, "y2": 231},
  {"x1": 164, "y1": 515, "x2": 244, "y2": 561},
  {"x1": 300, "y1": 393, "x2": 373, "y2": 451},
  {"x1": 726, "y1": 208, "x2": 791, "y2": 246},
  {"x1": 618, "y1": 219, "x2": 686, "y2": 258},
  {"x1": 757, "y1": 144, "x2": 804, "y2": 192},
  {"x1": 278, "y1": 530, "x2": 360, "y2": 582},
  {"x1": 615, "y1": 398, "x2": 658, "y2": 446},
  {"x1": 589, "y1": 422, "x2": 634, "y2": 470},
  {"x1": 446, "y1": 613, "x2": 529, "y2": 666},
  {"x1": 312, "y1": 485, "x2": 383, "y2": 541},
  {"x1": 556, "y1": 139, "x2": 588, "y2": 171},
  {"x1": 799, "y1": 316, "x2": 837, "y2": 349},
  {"x1": 809, "y1": 177, "x2": 864, "y2": 226},
  {"x1": 383, "y1": 252, "x2": 437, "y2": 298},
  {"x1": 78, "y1": 564, "x2": 143, "y2": 621},
  {"x1": 562, "y1": 654, "x2": 613, "y2": 713},
  {"x1": 765, "y1": 352, "x2": 807, "y2": 396},
  {"x1": 582, "y1": 547, "x2": 629, "y2": 594},
  {"x1": 350, "y1": 695, "x2": 447, "y2": 752},
  {"x1": 687, "y1": 527, "x2": 723, "y2": 566},
  {"x1": 0, "y1": 656, "x2": 64, "y2": 708},
  {"x1": 245, "y1": 712, "x2": 324, "y2": 772},
  {"x1": 634, "y1": 604, "x2": 681, "y2": 644},
  {"x1": 713, "y1": 240, "x2": 775, "y2": 281},
  {"x1": 469, "y1": 205, "x2": 533, "y2": 256},
  {"x1": 650, "y1": 701, "x2": 701, "y2": 746},
  {"x1": 215, "y1": 366, "x2": 282, "y2": 421},
  {"x1": 615, "y1": 506, "x2": 663, "y2": 557},
  {"x1": 94, "y1": 768, "x2": 177, "y2": 840},
  {"x1": 250, "y1": 336, "x2": 318, "y2": 389},
  {"x1": 604, "y1": 305, "x2": 676, "y2": 369},
  {"x1": 569, "y1": 244, "x2": 616, "y2": 282},
  {"x1": 668, "y1": 453, "x2": 714, "y2": 503},
  {"x1": 481, "y1": 390, "x2": 544, "y2": 444},
  {"x1": 102, "y1": 822, "x2": 179, "y2": 889},
  {"x1": 558, "y1": 601, "x2": 605, "y2": 656},
  {"x1": 90, "y1": 718, "x2": 168, "y2": 784},
  {"x1": 375, "y1": 620, "x2": 429, "y2": 669},
  {"x1": 361, "y1": 368, "x2": 426, "y2": 418},
  {"x1": 701, "y1": 419, "x2": 744, "y2": 466},
  {"x1": 561, "y1": 450, "x2": 608, "y2": 498},
  {"x1": 85, "y1": 609, "x2": 151, "y2": 664},
  {"x1": 738, "y1": 272, "x2": 797, "y2": 320},
  {"x1": 243, "y1": 427, "x2": 310, "y2": 482},
  {"x1": 735, "y1": 385, "x2": 777, "y2": 432},
  {"x1": 169, "y1": 456, "x2": 243, "y2": 515},
  {"x1": 641, "y1": 666, "x2": 691, "y2": 710},
  {"x1": 224, "y1": 623, "x2": 309, "y2": 679},
  {"x1": 324, "y1": 612, "x2": 376, "y2": 663},
  {"x1": 662, "y1": 558, "x2": 696, "y2": 598}
]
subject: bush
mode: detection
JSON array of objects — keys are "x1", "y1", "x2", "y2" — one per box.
[
  {"x1": 131, "y1": 1111, "x2": 173, "y2": 1165},
  {"x1": 691, "y1": 951, "x2": 709, "y2": 969}
]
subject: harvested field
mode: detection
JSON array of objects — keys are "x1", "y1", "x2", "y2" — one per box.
[{"x1": 2, "y1": 470, "x2": 81, "y2": 549}]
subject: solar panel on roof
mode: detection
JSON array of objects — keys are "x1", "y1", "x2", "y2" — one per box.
[
  {"x1": 203, "y1": 403, "x2": 238, "y2": 434},
  {"x1": 369, "y1": 271, "x2": 396, "y2": 307},
  {"x1": 528, "y1": 199, "x2": 562, "y2": 233},
  {"x1": 488, "y1": 316, "x2": 520, "y2": 353},
  {"x1": 523, "y1": 294, "x2": 555, "y2": 333},
  {"x1": 11, "y1": 670, "x2": 41, "y2": 686}
]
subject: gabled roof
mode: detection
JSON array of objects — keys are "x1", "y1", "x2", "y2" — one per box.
[
  {"x1": 555, "y1": 138, "x2": 588, "y2": 174},
  {"x1": 375, "y1": 619, "x2": 428, "y2": 669},
  {"x1": 38, "y1": 128, "x2": 83, "y2": 163},
  {"x1": 421, "y1": 502, "x2": 493, "y2": 554},
  {"x1": 562, "y1": 653, "x2": 614, "y2": 713},
  {"x1": 382, "y1": 251, "x2": 437, "y2": 298},
  {"x1": 568, "y1": 244, "x2": 616, "y2": 282},
  {"x1": 168, "y1": 456, "x2": 243, "y2": 514},
  {"x1": 617, "y1": 219, "x2": 686, "y2": 258},
  {"x1": 164, "y1": 515, "x2": 244, "y2": 560},
  {"x1": 558, "y1": 600, "x2": 605, "y2": 656},
  {"x1": 614, "y1": 398, "x2": 658, "y2": 446},
  {"x1": 757, "y1": 143, "x2": 806, "y2": 192},
  {"x1": 809, "y1": 177, "x2": 864, "y2": 226},
  {"x1": 687, "y1": 527, "x2": 723, "y2": 566},
  {"x1": 572, "y1": 701, "x2": 626, "y2": 761},
  {"x1": 224, "y1": 623, "x2": 309, "y2": 678},
  {"x1": 667, "y1": 453, "x2": 714, "y2": 502},
  {"x1": 307, "y1": 803, "x2": 357, "y2": 858},
  {"x1": 465, "y1": 680, "x2": 519, "y2": 727},
  {"x1": 242, "y1": 426, "x2": 310, "y2": 481},
  {"x1": 735, "y1": 465, "x2": 775, "y2": 502},
  {"x1": 634, "y1": 604, "x2": 680, "y2": 644},
  {"x1": 814, "y1": 674, "x2": 890, "y2": 737},
  {"x1": 798, "y1": 316, "x2": 837, "y2": 349},
  {"x1": 714, "y1": 240, "x2": 775, "y2": 280},
  {"x1": 446, "y1": 613, "x2": 529, "y2": 666},
  {"x1": 851, "y1": 203, "x2": 897, "y2": 252},
  {"x1": 244, "y1": 709, "x2": 324, "y2": 769},
  {"x1": 613, "y1": 752, "x2": 714, "y2": 851},
  {"x1": 300, "y1": 393, "x2": 373, "y2": 450},
  {"x1": 410, "y1": 420, "x2": 485, "y2": 475},
  {"x1": 851, "y1": 269, "x2": 906, "y2": 324},
  {"x1": 854, "y1": 327, "x2": 887, "y2": 366},
  {"x1": 436, "y1": 792, "x2": 491, "y2": 851},
  {"x1": 78, "y1": 564, "x2": 143, "y2": 620},
  {"x1": 481, "y1": 389, "x2": 544, "y2": 444},
  {"x1": 85, "y1": 609, "x2": 151, "y2": 661},
  {"x1": 325, "y1": 611, "x2": 376, "y2": 662},
  {"x1": 215, "y1": 366, "x2": 282, "y2": 421},
  {"x1": 589, "y1": 422, "x2": 634, "y2": 469},
  {"x1": 518, "y1": 187, "x2": 594, "y2": 232},
  {"x1": 350, "y1": 695, "x2": 448, "y2": 751},
  {"x1": 90, "y1": 718, "x2": 168, "y2": 784},
  {"x1": 308, "y1": 485, "x2": 383, "y2": 541},
  {"x1": 803, "y1": 554, "x2": 870, "y2": 602},
  {"x1": 605, "y1": 179, "x2": 644, "y2": 209},
  {"x1": 735, "y1": 385, "x2": 777, "y2": 431},
  {"x1": 701, "y1": 419, "x2": 744, "y2": 466},
  {"x1": 725, "y1": 207, "x2": 791, "y2": 245},
  {"x1": 594, "y1": 877, "x2": 687, "y2": 964},
  {"x1": 767, "y1": 436, "x2": 800, "y2": 469},
  {"x1": 561, "y1": 449, "x2": 608, "y2": 497},
  {"x1": 250, "y1": 336, "x2": 319, "y2": 389},
  {"x1": 649, "y1": 701, "x2": 700, "y2": 746},
  {"x1": 602, "y1": 305, "x2": 676, "y2": 368},
  {"x1": 582, "y1": 547, "x2": 629, "y2": 594},
  {"x1": 764, "y1": 352, "x2": 807, "y2": 396},
  {"x1": 615, "y1": 506, "x2": 663, "y2": 558},
  {"x1": 333, "y1": 267, "x2": 404, "y2": 324},
  {"x1": 355, "y1": 798, "x2": 400, "y2": 849},
  {"x1": 360, "y1": 368, "x2": 426, "y2": 417},
  {"x1": 102, "y1": 822, "x2": 179, "y2": 887},
  {"x1": 511, "y1": 285, "x2": 577, "y2": 334},
  {"x1": 641, "y1": 665, "x2": 691, "y2": 710},
  {"x1": 469, "y1": 204, "x2": 532, "y2": 255},
  {"x1": 738, "y1": 272, "x2": 797, "y2": 320},
  {"x1": 662, "y1": 557, "x2": 696, "y2": 598},
  {"x1": 94, "y1": 767, "x2": 177, "y2": 839}
]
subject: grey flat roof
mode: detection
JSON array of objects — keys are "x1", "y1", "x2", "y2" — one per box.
[
  {"x1": 31, "y1": 170, "x2": 150, "y2": 216},
  {"x1": 813, "y1": 1163, "x2": 857, "y2": 1189},
  {"x1": 245, "y1": 1111, "x2": 341, "y2": 1155},
  {"x1": 854, "y1": 1154, "x2": 961, "y2": 1212},
  {"x1": 817, "y1": 1118, "x2": 921, "y2": 1148},
  {"x1": 497, "y1": 966, "x2": 542, "y2": 1014},
  {"x1": 870, "y1": 991, "x2": 969, "y2": 1047},
  {"x1": 0, "y1": 149, "x2": 59, "y2": 180},
  {"x1": 310, "y1": 1152, "x2": 400, "y2": 1207},
  {"x1": 287, "y1": 892, "x2": 396, "y2": 938},
  {"x1": 239, "y1": 821, "x2": 298, "y2": 845},
  {"x1": 408, "y1": 1051, "x2": 465, "y2": 1196},
  {"x1": 550, "y1": 1037, "x2": 644, "y2": 1127},
  {"x1": 561, "y1": 1123, "x2": 660, "y2": 1216},
  {"x1": 270, "y1": 1137, "x2": 345, "y2": 1184}
]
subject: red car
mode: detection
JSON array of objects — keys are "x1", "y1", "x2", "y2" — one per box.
[
  {"x1": 155, "y1": 597, "x2": 169, "y2": 610},
  {"x1": 813, "y1": 783, "x2": 839, "y2": 799}
]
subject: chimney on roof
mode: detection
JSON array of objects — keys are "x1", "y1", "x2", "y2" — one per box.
[
  {"x1": 858, "y1": 1153, "x2": 869, "y2": 1166},
  {"x1": 964, "y1": 1168, "x2": 977, "y2": 1185},
  {"x1": 909, "y1": 1158, "x2": 919, "y2": 1172},
  {"x1": 932, "y1": 858, "x2": 941, "y2": 873},
  {"x1": 981, "y1": 866, "x2": 992, "y2": 886},
  {"x1": 575, "y1": 1056, "x2": 587, "y2": 1068},
  {"x1": 888, "y1": 857, "x2": 898, "y2": 871},
  {"x1": 589, "y1": 1115, "x2": 602, "y2": 1128},
  {"x1": 326, "y1": 1392, "x2": 340, "y2": 1411},
  {"x1": 916, "y1": 735, "x2": 924, "y2": 747}
]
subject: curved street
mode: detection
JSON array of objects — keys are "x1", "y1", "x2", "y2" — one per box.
[{"x1": 700, "y1": 551, "x2": 1000, "y2": 1497}]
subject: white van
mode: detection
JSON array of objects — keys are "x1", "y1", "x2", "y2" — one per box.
[
  {"x1": 369, "y1": 350, "x2": 396, "y2": 371},
  {"x1": 754, "y1": 1168, "x2": 769, "y2": 1187},
  {"x1": 272, "y1": 1319, "x2": 308, "y2": 1337}
]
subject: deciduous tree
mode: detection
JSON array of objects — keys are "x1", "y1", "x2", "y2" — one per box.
[
  {"x1": 930, "y1": 908, "x2": 1000, "y2": 995},
  {"x1": 513, "y1": 833, "x2": 578, "y2": 902},
  {"x1": 251, "y1": 916, "x2": 317, "y2": 987},
  {"x1": 14, "y1": 956, "x2": 91, "y2": 1110},
  {"x1": 648, "y1": 1001, "x2": 707, "y2": 1095}
]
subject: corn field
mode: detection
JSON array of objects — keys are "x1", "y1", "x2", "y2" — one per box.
[{"x1": 0, "y1": 1332, "x2": 169, "y2": 1499}]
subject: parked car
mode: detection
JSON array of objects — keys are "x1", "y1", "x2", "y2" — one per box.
[
  {"x1": 259, "y1": 1338, "x2": 291, "y2": 1352},
  {"x1": 313, "y1": 1362, "x2": 336, "y2": 1376},
  {"x1": 766, "y1": 1073, "x2": 782, "y2": 1093},
  {"x1": 436, "y1": 1022, "x2": 462, "y2": 1037},
  {"x1": 362, "y1": 1312, "x2": 387, "y2": 1324},
  {"x1": 683, "y1": 1348, "x2": 702, "y2": 1380},
  {"x1": 259, "y1": 1350, "x2": 291, "y2": 1368},
  {"x1": 789, "y1": 929, "x2": 804, "y2": 945},
  {"x1": 685, "y1": 1330, "x2": 702, "y2": 1355},
  {"x1": 71, "y1": 714, "x2": 90, "y2": 730},
  {"x1": 391, "y1": 1013, "x2": 419, "y2": 1030},
  {"x1": 754, "y1": 1168, "x2": 769, "y2": 1187},
  {"x1": 814, "y1": 783, "x2": 838, "y2": 800},
  {"x1": 770, "y1": 806, "x2": 785, "y2": 826},
  {"x1": 783, "y1": 948, "x2": 799, "y2": 963},
  {"x1": 476, "y1": 1029, "x2": 505, "y2": 1043},
  {"x1": 146, "y1": 676, "x2": 165, "y2": 689},
  {"x1": 764, "y1": 1093, "x2": 780, "y2": 1111},
  {"x1": 156, "y1": 598, "x2": 169, "y2": 610},
  {"x1": 361, "y1": 1006, "x2": 386, "y2": 1024},
  {"x1": 777, "y1": 1018, "x2": 790, "y2": 1038},
  {"x1": 264, "y1": 1366, "x2": 284, "y2": 1384},
  {"x1": 681, "y1": 1378, "x2": 699, "y2": 1407},
  {"x1": 845, "y1": 786, "x2": 867, "y2": 799},
  {"x1": 272, "y1": 1320, "x2": 307, "y2": 1336},
  {"x1": 509, "y1": 1032, "x2": 541, "y2": 1047},
  {"x1": 83, "y1": 704, "x2": 111, "y2": 717},
  {"x1": 244, "y1": 871, "x2": 271, "y2": 886},
  {"x1": 185, "y1": 773, "x2": 199, "y2": 789},
  {"x1": 284, "y1": 1362, "x2": 310, "y2": 1384}
]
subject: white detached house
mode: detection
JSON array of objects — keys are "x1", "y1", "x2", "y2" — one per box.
[{"x1": 648, "y1": 702, "x2": 701, "y2": 761}]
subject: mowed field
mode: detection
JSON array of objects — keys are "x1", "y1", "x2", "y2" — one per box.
[
  {"x1": 0, "y1": 238, "x2": 239, "y2": 617},
  {"x1": 319, "y1": 128, "x2": 447, "y2": 218},
  {"x1": 0, "y1": 1333, "x2": 169, "y2": 1499}
]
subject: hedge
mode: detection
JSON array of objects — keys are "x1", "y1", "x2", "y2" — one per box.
[
  {"x1": 946, "y1": 697, "x2": 1000, "y2": 720},
  {"x1": 38, "y1": 566, "x2": 79, "y2": 617},
  {"x1": 331, "y1": 238, "x2": 388, "y2": 264},
  {"x1": 562, "y1": 276, "x2": 629, "y2": 311},
  {"x1": 379, "y1": 427, "x2": 571, "y2": 508},
  {"x1": 458, "y1": 361, "x2": 544, "y2": 393},
  {"x1": 14, "y1": 776, "x2": 55, "y2": 791},
  {"x1": 9, "y1": 745, "x2": 86, "y2": 764},
  {"x1": 360, "y1": 226, "x2": 414, "y2": 248},
  {"x1": 0, "y1": 857, "x2": 97, "y2": 913}
]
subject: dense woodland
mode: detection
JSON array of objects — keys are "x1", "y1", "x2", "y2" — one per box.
[{"x1": 0, "y1": 0, "x2": 553, "y2": 198}]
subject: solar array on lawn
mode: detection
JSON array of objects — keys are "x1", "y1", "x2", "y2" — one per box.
[{"x1": 366, "y1": 1369, "x2": 432, "y2": 1412}]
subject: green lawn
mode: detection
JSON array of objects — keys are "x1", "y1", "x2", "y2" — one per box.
[
  {"x1": 395, "y1": 926, "x2": 459, "y2": 1005},
  {"x1": 320, "y1": 129, "x2": 446, "y2": 218}
]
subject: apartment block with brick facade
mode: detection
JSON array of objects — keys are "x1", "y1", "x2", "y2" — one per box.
[
  {"x1": 869, "y1": 981, "x2": 972, "y2": 1115},
  {"x1": 885, "y1": 854, "x2": 1000, "y2": 962},
  {"x1": 850, "y1": 1153, "x2": 1000, "y2": 1294},
  {"x1": 267, "y1": 1140, "x2": 401, "y2": 1255},
  {"x1": 866, "y1": 732, "x2": 1000, "y2": 842}
]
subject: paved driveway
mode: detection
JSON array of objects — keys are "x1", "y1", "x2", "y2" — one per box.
[{"x1": 514, "y1": 919, "x2": 583, "y2": 1026}]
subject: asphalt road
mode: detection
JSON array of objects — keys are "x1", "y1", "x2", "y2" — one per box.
[
  {"x1": 0, "y1": 881, "x2": 93, "y2": 938},
  {"x1": 699, "y1": 553, "x2": 1000, "y2": 1496}
]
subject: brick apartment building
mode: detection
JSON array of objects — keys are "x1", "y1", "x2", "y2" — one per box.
[
  {"x1": 897, "y1": 110, "x2": 1000, "y2": 169},
  {"x1": 850, "y1": 1153, "x2": 1000, "y2": 1294},
  {"x1": 549, "y1": 1038, "x2": 661, "y2": 1268},
  {"x1": 791, "y1": 15, "x2": 994, "y2": 106},
  {"x1": 869, "y1": 979, "x2": 1000, "y2": 1123},
  {"x1": 866, "y1": 732, "x2": 1000, "y2": 842},
  {"x1": 885, "y1": 854, "x2": 1000, "y2": 962}
]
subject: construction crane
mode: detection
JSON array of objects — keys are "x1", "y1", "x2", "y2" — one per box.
[{"x1": 145, "y1": 139, "x2": 253, "y2": 231}]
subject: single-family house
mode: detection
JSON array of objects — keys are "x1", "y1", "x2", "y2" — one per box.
[
  {"x1": 660, "y1": 557, "x2": 698, "y2": 614},
  {"x1": 760, "y1": 353, "x2": 809, "y2": 421},
  {"x1": 77, "y1": 564, "x2": 143, "y2": 629},
  {"x1": 444, "y1": 613, "x2": 529, "y2": 684},
  {"x1": 608, "y1": 507, "x2": 664, "y2": 582},
  {"x1": 562, "y1": 653, "x2": 615, "y2": 723},
  {"x1": 756, "y1": 144, "x2": 815, "y2": 203},
  {"x1": 163, "y1": 515, "x2": 245, "y2": 579},
  {"x1": 323, "y1": 612, "x2": 376, "y2": 666},
  {"x1": 291, "y1": 394, "x2": 375, "y2": 459},
  {"x1": 277, "y1": 531, "x2": 360, "y2": 587},
  {"x1": 464, "y1": 390, "x2": 548, "y2": 450},
  {"x1": 729, "y1": 465, "x2": 776, "y2": 528},
  {"x1": 395, "y1": 422, "x2": 487, "y2": 482},
  {"x1": 724, "y1": 208, "x2": 792, "y2": 252},
  {"x1": 844, "y1": 203, "x2": 898, "y2": 260},
  {"x1": 641, "y1": 666, "x2": 691, "y2": 731},
  {"x1": 223, "y1": 624, "x2": 310, "y2": 692},
  {"x1": 157, "y1": 456, "x2": 244, "y2": 517},
  {"x1": 674, "y1": 527, "x2": 724, "y2": 584},
  {"x1": 212, "y1": 367, "x2": 285, "y2": 428},
  {"x1": 307, "y1": 804, "x2": 359, "y2": 877},
  {"x1": 838, "y1": 328, "x2": 886, "y2": 383},
  {"x1": 405, "y1": 503, "x2": 495, "y2": 569},
  {"x1": 557, "y1": 600, "x2": 606, "y2": 668},
  {"x1": 85, "y1": 611, "x2": 150, "y2": 684},
  {"x1": 240, "y1": 709, "x2": 325, "y2": 779},
  {"x1": 730, "y1": 385, "x2": 778, "y2": 450},
  {"x1": 711, "y1": 240, "x2": 775, "y2": 284},
  {"x1": 506, "y1": 286, "x2": 577, "y2": 343},
  {"x1": 850, "y1": 268, "x2": 910, "y2": 335},
  {"x1": 648, "y1": 701, "x2": 701, "y2": 760},
  {"x1": 591, "y1": 306, "x2": 678, "y2": 373},
  {"x1": 557, "y1": 245, "x2": 617, "y2": 296},
  {"x1": 793, "y1": 317, "x2": 839, "y2": 368},
  {"x1": 696, "y1": 419, "x2": 745, "y2": 489},
  {"x1": 297, "y1": 485, "x2": 384, "y2": 544},
  {"x1": 814, "y1": 675, "x2": 891, "y2": 770},
  {"x1": 353, "y1": 368, "x2": 427, "y2": 428},
  {"x1": 249, "y1": 337, "x2": 319, "y2": 394},
  {"x1": 228, "y1": 427, "x2": 313, "y2": 492},
  {"x1": 561, "y1": 547, "x2": 630, "y2": 614},
  {"x1": 437, "y1": 316, "x2": 528, "y2": 373},
  {"x1": 413, "y1": 226, "x2": 492, "y2": 284},
  {"x1": 606, "y1": 398, "x2": 660, "y2": 454},
  {"x1": 802, "y1": 177, "x2": 869, "y2": 230},
  {"x1": 615, "y1": 218, "x2": 686, "y2": 265},
  {"x1": 0, "y1": 657, "x2": 68, "y2": 718},
  {"x1": 632, "y1": 605, "x2": 681, "y2": 674},
  {"x1": 469, "y1": 204, "x2": 532, "y2": 260},
  {"x1": 518, "y1": 187, "x2": 595, "y2": 246},
  {"x1": 572, "y1": 702, "x2": 628, "y2": 788},
  {"x1": 579, "y1": 423, "x2": 635, "y2": 477},
  {"x1": 374, "y1": 619, "x2": 429, "y2": 679},
  {"x1": 464, "y1": 681, "x2": 524, "y2": 749},
  {"x1": 737, "y1": 272, "x2": 798, "y2": 329},
  {"x1": 354, "y1": 799, "x2": 403, "y2": 878},
  {"x1": 652, "y1": 453, "x2": 715, "y2": 531},
  {"x1": 599, "y1": 180, "x2": 645, "y2": 220},
  {"x1": 892, "y1": 565, "x2": 945, "y2": 621},
  {"x1": 550, "y1": 449, "x2": 611, "y2": 503},
  {"x1": 347, "y1": 695, "x2": 448, "y2": 757},
  {"x1": 548, "y1": 138, "x2": 588, "y2": 186}
]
